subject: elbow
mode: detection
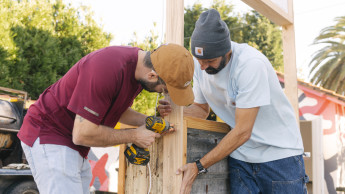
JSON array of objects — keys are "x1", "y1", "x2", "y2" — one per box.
[
  {"x1": 72, "y1": 127, "x2": 86, "y2": 146},
  {"x1": 238, "y1": 128, "x2": 252, "y2": 143},
  {"x1": 72, "y1": 134, "x2": 83, "y2": 146},
  {"x1": 241, "y1": 132, "x2": 251, "y2": 142},
  {"x1": 202, "y1": 109, "x2": 210, "y2": 119},
  {"x1": 198, "y1": 104, "x2": 210, "y2": 119}
]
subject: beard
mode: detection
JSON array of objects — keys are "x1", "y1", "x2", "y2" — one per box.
[
  {"x1": 139, "y1": 79, "x2": 160, "y2": 92},
  {"x1": 205, "y1": 55, "x2": 227, "y2": 75}
]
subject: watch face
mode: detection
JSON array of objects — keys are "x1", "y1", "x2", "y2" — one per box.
[{"x1": 198, "y1": 168, "x2": 208, "y2": 174}]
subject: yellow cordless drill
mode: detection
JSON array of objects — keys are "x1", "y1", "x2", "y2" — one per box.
[{"x1": 124, "y1": 116, "x2": 172, "y2": 165}]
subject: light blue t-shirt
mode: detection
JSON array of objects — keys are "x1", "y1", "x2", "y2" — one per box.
[{"x1": 193, "y1": 42, "x2": 304, "y2": 163}]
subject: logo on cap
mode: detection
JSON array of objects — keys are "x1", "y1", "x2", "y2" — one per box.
[
  {"x1": 184, "y1": 80, "x2": 191, "y2": 87},
  {"x1": 195, "y1": 47, "x2": 203, "y2": 56}
]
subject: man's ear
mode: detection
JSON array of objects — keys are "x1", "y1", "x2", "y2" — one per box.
[{"x1": 147, "y1": 70, "x2": 158, "y2": 81}]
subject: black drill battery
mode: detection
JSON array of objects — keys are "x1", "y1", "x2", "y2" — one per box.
[{"x1": 124, "y1": 144, "x2": 150, "y2": 166}]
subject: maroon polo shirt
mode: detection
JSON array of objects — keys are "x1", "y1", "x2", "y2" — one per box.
[{"x1": 18, "y1": 46, "x2": 143, "y2": 158}]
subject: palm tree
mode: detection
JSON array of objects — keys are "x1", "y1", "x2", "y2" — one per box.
[{"x1": 309, "y1": 16, "x2": 345, "y2": 95}]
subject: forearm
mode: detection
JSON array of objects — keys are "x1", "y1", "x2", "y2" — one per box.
[
  {"x1": 119, "y1": 107, "x2": 147, "y2": 126},
  {"x1": 184, "y1": 103, "x2": 209, "y2": 119},
  {"x1": 75, "y1": 125, "x2": 137, "y2": 147},
  {"x1": 200, "y1": 127, "x2": 250, "y2": 168},
  {"x1": 73, "y1": 115, "x2": 138, "y2": 147},
  {"x1": 200, "y1": 107, "x2": 259, "y2": 169}
]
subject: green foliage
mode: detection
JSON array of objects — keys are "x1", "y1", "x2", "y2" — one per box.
[
  {"x1": 128, "y1": 24, "x2": 164, "y2": 115},
  {"x1": 184, "y1": 3, "x2": 205, "y2": 49},
  {"x1": 128, "y1": 23, "x2": 160, "y2": 51},
  {"x1": 309, "y1": 16, "x2": 345, "y2": 95},
  {"x1": 184, "y1": 0, "x2": 283, "y2": 71},
  {"x1": 0, "y1": 0, "x2": 111, "y2": 99},
  {"x1": 240, "y1": 11, "x2": 283, "y2": 72}
]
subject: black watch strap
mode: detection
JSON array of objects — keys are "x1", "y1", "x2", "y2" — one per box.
[{"x1": 195, "y1": 159, "x2": 208, "y2": 174}]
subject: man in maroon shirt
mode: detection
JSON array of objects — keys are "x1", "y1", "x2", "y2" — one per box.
[{"x1": 18, "y1": 43, "x2": 194, "y2": 194}]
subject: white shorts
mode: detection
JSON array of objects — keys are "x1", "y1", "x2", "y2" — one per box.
[{"x1": 21, "y1": 138, "x2": 92, "y2": 194}]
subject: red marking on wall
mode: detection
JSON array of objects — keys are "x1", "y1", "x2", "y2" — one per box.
[
  {"x1": 89, "y1": 153, "x2": 109, "y2": 191},
  {"x1": 299, "y1": 90, "x2": 337, "y2": 135}
]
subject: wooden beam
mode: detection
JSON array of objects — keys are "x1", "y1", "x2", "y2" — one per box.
[
  {"x1": 165, "y1": 0, "x2": 184, "y2": 45},
  {"x1": 282, "y1": 23, "x2": 299, "y2": 122},
  {"x1": 124, "y1": 162, "x2": 148, "y2": 193},
  {"x1": 300, "y1": 119, "x2": 324, "y2": 193},
  {"x1": 118, "y1": 144, "x2": 126, "y2": 194},
  {"x1": 162, "y1": 97, "x2": 185, "y2": 194},
  {"x1": 241, "y1": 0, "x2": 293, "y2": 26},
  {"x1": 241, "y1": 0, "x2": 299, "y2": 122},
  {"x1": 162, "y1": 0, "x2": 185, "y2": 193},
  {"x1": 148, "y1": 135, "x2": 164, "y2": 193},
  {"x1": 185, "y1": 116, "x2": 231, "y2": 134}
]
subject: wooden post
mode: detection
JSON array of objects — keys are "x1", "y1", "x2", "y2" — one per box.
[
  {"x1": 300, "y1": 118, "x2": 324, "y2": 194},
  {"x1": 282, "y1": 0, "x2": 299, "y2": 122},
  {"x1": 118, "y1": 144, "x2": 126, "y2": 194},
  {"x1": 241, "y1": 0, "x2": 299, "y2": 122},
  {"x1": 282, "y1": 23, "x2": 299, "y2": 122},
  {"x1": 166, "y1": 0, "x2": 184, "y2": 45},
  {"x1": 162, "y1": 97, "x2": 186, "y2": 193},
  {"x1": 163, "y1": 0, "x2": 185, "y2": 193}
]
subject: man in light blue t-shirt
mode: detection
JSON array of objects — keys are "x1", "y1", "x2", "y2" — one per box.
[{"x1": 158, "y1": 9, "x2": 308, "y2": 194}]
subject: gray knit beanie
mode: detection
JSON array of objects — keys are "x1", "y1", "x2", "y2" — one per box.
[{"x1": 191, "y1": 9, "x2": 231, "y2": 59}]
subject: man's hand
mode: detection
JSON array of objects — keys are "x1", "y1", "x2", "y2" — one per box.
[
  {"x1": 176, "y1": 163, "x2": 199, "y2": 194},
  {"x1": 133, "y1": 125, "x2": 161, "y2": 148},
  {"x1": 157, "y1": 99, "x2": 172, "y2": 117},
  {"x1": 158, "y1": 99, "x2": 210, "y2": 119}
]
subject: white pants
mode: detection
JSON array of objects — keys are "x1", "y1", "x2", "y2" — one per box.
[{"x1": 21, "y1": 138, "x2": 92, "y2": 194}]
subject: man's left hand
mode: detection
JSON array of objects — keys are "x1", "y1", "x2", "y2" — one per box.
[{"x1": 176, "y1": 162, "x2": 199, "y2": 194}]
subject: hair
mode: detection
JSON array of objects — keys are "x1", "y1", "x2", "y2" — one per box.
[
  {"x1": 144, "y1": 51, "x2": 166, "y2": 85},
  {"x1": 144, "y1": 52, "x2": 154, "y2": 68}
]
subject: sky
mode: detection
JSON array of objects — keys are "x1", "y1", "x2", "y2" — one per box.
[{"x1": 64, "y1": 0, "x2": 345, "y2": 81}]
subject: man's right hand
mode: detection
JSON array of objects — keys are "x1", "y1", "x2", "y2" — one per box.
[
  {"x1": 133, "y1": 125, "x2": 161, "y2": 148},
  {"x1": 158, "y1": 99, "x2": 172, "y2": 117}
]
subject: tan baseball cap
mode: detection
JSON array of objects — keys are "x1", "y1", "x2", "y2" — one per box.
[{"x1": 151, "y1": 43, "x2": 194, "y2": 106}]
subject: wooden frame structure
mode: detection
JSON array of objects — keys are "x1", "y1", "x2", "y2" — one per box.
[
  {"x1": 119, "y1": 117, "x2": 322, "y2": 194},
  {"x1": 242, "y1": 0, "x2": 299, "y2": 120},
  {"x1": 118, "y1": 117, "x2": 230, "y2": 194},
  {"x1": 119, "y1": 0, "x2": 300, "y2": 193}
]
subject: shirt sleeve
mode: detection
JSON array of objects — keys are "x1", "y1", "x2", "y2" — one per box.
[
  {"x1": 192, "y1": 59, "x2": 207, "y2": 104},
  {"x1": 234, "y1": 58, "x2": 270, "y2": 108},
  {"x1": 67, "y1": 53, "x2": 121, "y2": 125}
]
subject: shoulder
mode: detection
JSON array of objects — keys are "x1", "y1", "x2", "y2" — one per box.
[{"x1": 233, "y1": 44, "x2": 269, "y2": 71}]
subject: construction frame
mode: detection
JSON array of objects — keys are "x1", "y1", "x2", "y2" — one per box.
[{"x1": 117, "y1": 0, "x2": 322, "y2": 193}]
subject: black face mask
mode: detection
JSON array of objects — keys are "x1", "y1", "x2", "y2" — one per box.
[{"x1": 205, "y1": 55, "x2": 227, "y2": 75}]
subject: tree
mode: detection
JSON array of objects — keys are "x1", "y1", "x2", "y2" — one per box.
[
  {"x1": 240, "y1": 11, "x2": 283, "y2": 72},
  {"x1": 184, "y1": 0, "x2": 283, "y2": 71},
  {"x1": 309, "y1": 16, "x2": 345, "y2": 95},
  {"x1": 0, "y1": 0, "x2": 112, "y2": 98},
  {"x1": 184, "y1": 3, "x2": 205, "y2": 49}
]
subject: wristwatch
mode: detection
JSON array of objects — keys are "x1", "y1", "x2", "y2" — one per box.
[{"x1": 195, "y1": 159, "x2": 208, "y2": 174}]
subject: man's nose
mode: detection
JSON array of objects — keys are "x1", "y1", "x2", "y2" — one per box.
[{"x1": 199, "y1": 62, "x2": 209, "y2": 70}]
